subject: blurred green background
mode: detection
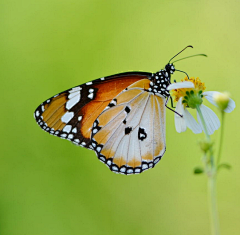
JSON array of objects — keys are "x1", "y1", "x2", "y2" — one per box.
[{"x1": 1, "y1": 0, "x2": 239, "y2": 234}]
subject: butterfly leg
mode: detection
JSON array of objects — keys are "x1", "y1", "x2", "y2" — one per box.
[
  {"x1": 165, "y1": 97, "x2": 183, "y2": 117},
  {"x1": 170, "y1": 96, "x2": 176, "y2": 108}
]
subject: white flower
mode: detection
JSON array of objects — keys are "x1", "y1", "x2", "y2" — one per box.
[
  {"x1": 167, "y1": 78, "x2": 235, "y2": 135},
  {"x1": 204, "y1": 91, "x2": 235, "y2": 113}
]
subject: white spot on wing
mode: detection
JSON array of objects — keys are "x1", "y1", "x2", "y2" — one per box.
[
  {"x1": 127, "y1": 169, "x2": 133, "y2": 174},
  {"x1": 68, "y1": 91, "x2": 80, "y2": 99},
  {"x1": 140, "y1": 133, "x2": 145, "y2": 138},
  {"x1": 88, "y1": 93, "x2": 94, "y2": 99},
  {"x1": 135, "y1": 168, "x2": 141, "y2": 173},
  {"x1": 69, "y1": 87, "x2": 81, "y2": 93},
  {"x1": 120, "y1": 167, "x2": 126, "y2": 173},
  {"x1": 112, "y1": 166, "x2": 118, "y2": 171},
  {"x1": 61, "y1": 111, "x2": 74, "y2": 123},
  {"x1": 99, "y1": 156, "x2": 105, "y2": 161},
  {"x1": 68, "y1": 134, "x2": 74, "y2": 139},
  {"x1": 110, "y1": 99, "x2": 117, "y2": 105},
  {"x1": 86, "y1": 82, "x2": 92, "y2": 85},
  {"x1": 72, "y1": 127, "x2": 77, "y2": 133},
  {"x1": 66, "y1": 93, "x2": 80, "y2": 110},
  {"x1": 63, "y1": 125, "x2": 72, "y2": 133},
  {"x1": 142, "y1": 164, "x2": 148, "y2": 170}
]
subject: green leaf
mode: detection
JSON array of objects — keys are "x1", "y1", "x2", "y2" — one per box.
[
  {"x1": 217, "y1": 163, "x2": 232, "y2": 171},
  {"x1": 194, "y1": 167, "x2": 204, "y2": 174}
]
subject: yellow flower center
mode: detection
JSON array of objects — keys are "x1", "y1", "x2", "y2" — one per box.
[{"x1": 171, "y1": 77, "x2": 206, "y2": 102}]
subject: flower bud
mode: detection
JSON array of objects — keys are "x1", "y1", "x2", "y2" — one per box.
[
  {"x1": 213, "y1": 92, "x2": 230, "y2": 111},
  {"x1": 198, "y1": 139, "x2": 213, "y2": 153}
]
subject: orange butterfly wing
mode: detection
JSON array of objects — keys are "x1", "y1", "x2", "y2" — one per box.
[{"x1": 34, "y1": 72, "x2": 152, "y2": 148}]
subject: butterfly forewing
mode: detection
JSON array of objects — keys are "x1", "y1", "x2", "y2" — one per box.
[
  {"x1": 91, "y1": 79, "x2": 166, "y2": 175},
  {"x1": 34, "y1": 72, "x2": 151, "y2": 148}
]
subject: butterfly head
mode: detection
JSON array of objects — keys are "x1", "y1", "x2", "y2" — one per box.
[{"x1": 165, "y1": 63, "x2": 175, "y2": 75}]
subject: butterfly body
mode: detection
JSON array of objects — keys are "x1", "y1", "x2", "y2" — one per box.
[{"x1": 34, "y1": 63, "x2": 175, "y2": 175}]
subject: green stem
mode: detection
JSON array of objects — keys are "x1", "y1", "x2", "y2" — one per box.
[
  {"x1": 209, "y1": 175, "x2": 220, "y2": 235},
  {"x1": 196, "y1": 105, "x2": 220, "y2": 235},
  {"x1": 202, "y1": 153, "x2": 208, "y2": 173},
  {"x1": 217, "y1": 112, "x2": 224, "y2": 166}
]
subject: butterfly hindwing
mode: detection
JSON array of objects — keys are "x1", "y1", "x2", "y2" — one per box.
[
  {"x1": 34, "y1": 72, "x2": 151, "y2": 148},
  {"x1": 91, "y1": 79, "x2": 166, "y2": 175}
]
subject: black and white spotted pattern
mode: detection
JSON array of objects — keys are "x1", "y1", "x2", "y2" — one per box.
[
  {"x1": 148, "y1": 63, "x2": 175, "y2": 97},
  {"x1": 94, "y1": 152, "x2": 163, "y2": 175},
  {"x1": 34, "y1": 84, "x2": 95, "y2": 148}
]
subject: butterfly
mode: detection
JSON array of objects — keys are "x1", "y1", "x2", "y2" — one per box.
[{"x1": 34, "y1": 46, "x2": 194, "y2": 175}]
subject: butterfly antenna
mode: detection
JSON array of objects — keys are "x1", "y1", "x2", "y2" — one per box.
[
  {"x1": 172, "y1": 54, "x2": 207, "y2": 63},
  {"x1": 168, "y1": 45, "x2": 193, "y2": 64},
  {"x1": 175, "y1": 69, "x2": 190, "y2": 80}
]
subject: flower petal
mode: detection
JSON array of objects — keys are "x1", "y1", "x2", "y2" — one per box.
[
  {"x1": 203, "y1": 91, "x2": 219, "y2": 106},
  {"x1": 167, "y1": 81, "x2": 194, "y2": 90},
  {"x1": 197, "y1": 104, "x2": 220, "y2": 135},
  {"x1": 224, "y1": 98, "x2": 235, "y2": 113},
  {"x1": 203, "y1": 91, "x2": 236, "y2": 113},
  {"x1": 174, "y1": 97, "x2": 187, "y2": 133},
  {"x1": 183, "y1": 109, "x2": 202, "y2": 134}
]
